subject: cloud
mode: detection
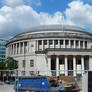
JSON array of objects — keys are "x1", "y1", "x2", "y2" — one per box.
[
  {"x1": 31, "y1": 0, "x2": 42, "y2": 6},
  {"x1": 2, "y1": 0, "x2": 24, "y2": 7},
  {"x1": 0, "y1": 1, "x2": 64, "y2": 39},
  {"x1": 40, "y1": 12, "x2": 63, "y2": 25},
  {"x1": 0, "y1": 5, "x2": 41, "y2": 39},
  {"x1": 0, "y1": 0, "x2": 92, "y2": 39},
  {"x1": 65, "y1": 0, "x2": 92, "y2": 29}
]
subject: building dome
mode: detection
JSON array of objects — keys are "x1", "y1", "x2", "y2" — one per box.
[
  {"x1": 7, "y1": 25, "x2": 92, "y2": 44},
  {"x1": 6, "y1": 25, "x2": 92, "y2": 77}
]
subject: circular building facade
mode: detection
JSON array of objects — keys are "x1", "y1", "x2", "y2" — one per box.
[{"x1": 6, "y1": 25, "x2": 92, "y2": 76}]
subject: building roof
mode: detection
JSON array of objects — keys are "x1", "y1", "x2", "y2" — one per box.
[
  {"x1": 19, "y1": 25, "x2": 86, "y2": 34},
  {"x1": 7, "y1": 25, "x2": 92, "y2": 44}
]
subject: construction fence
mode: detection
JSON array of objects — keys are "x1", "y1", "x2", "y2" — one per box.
[{"x1": 0, "y1": 70, "x2": 88, "y2": 92}]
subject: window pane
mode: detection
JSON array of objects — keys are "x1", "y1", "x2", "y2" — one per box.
[
  {"x1": 38, "y1": 40, "x2": 42, "y2": 45},
  {"x1": 54, "y1": 40, "x2": 58, "y2": 45},
  {"x1": 49, "y1": 40, "x2": 53, "y2": 45},
  {"x1": 76, "y1": 40, "x2": 79, "y2": 46},
  {"x1": 85, "y1": 41, "x2": 87, "y2": 48},
  {"x1": 71, "y1": 40, "x2": 74, "y2": 46},
  {"x1": 60, "y1": 40, "x2": 63, "y2": 45},
  {"x1": 65, "y1": 40, "x2": 69, "y2": 45},
  {"x1": 23, "y1": 60, "x2": 25, "y2": 67},
  {"x1": 24, "y1": 42, "x2": 27, "y2": 46},
  {"x1": 30, "y1": 60, "x2": 34, "y2": 67},
  {"x1": 44, "y1": 40, "x2": 47, "y2": 45},
  {"x1": 80, "y1": 41, "x2": 83, "y2": 47}
]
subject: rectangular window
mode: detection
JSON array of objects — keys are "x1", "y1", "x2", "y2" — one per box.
[
  {"x1": 23, "y1": 60, "x2": 25, "y2": 67},
  {"x1": 38, "y1": 40, "x2": 42, "y2": 45},
  {"x1": 80, "y1": 41, "x2": 83, "y2": 47},
  {"x1": 30, "y1": 60, "x2": 34, "y2": 67},
  {"x1": 85, "y1": 41, "x2": 87, "y2": 48},
  {"x1": 49, "y1": 40, "x2": 53, "y2": 45},
  {"x1": 54, "y1": 40, "x2": 58, "y2": 45},
  {"x1": 76, "y1": 40, "x2": 79, "y2": 46},
  {"x1": 60, "y1": 40, "x2": 63, "y2": 45},
  {"x1": 71, "y1": 40, "x2": 74, "y2": 46},
  {"x1": 24, "y1": 42, "x2": 27, "y2": 47},
  {"x1": 65, "y1": 40, "x2": 69, "y2": 45},
  {"x1": 44, "y1": 40, "x2": 47, "y2": 45}
]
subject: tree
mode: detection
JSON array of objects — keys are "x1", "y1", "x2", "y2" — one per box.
[
  {"x1": 0, "y1": 62, "x2": 7, "y2": 70},
  {"x1": 0, "y1": 62, "x2": 7, "y2": 78},
  {"x1": 5, "y1": 57, "x2": 18, "y2": 70}
]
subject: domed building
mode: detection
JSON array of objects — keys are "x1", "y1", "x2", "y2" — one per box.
[{"x1": 6, "y1": 25, "x2": 92, "y2": 76}]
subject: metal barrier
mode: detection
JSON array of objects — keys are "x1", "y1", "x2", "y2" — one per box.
[{"x1": 0, "y1": 70, "x2": 89, "y2": 92}]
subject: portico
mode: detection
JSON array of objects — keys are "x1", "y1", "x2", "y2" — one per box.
[{"x1": 47, "y1": 54, "x2": 89, "y2": 77}]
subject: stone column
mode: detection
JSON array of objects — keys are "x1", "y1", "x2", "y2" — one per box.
[
  {"x1": 8, "y1": 45, "x2": 10, "y2": 55},
  {"x1": 65, "y1": 56, "x2": 68, "y2": 76},
  {"x1": 16, "y1": 43, "x2": 17, "y2": 54},
  {"x1": 47, "y1": 40, "x2": 49, "y2": 48},
  {"x1": 64, "y1": 39, "x2": 65, "y2": 48},
  {"x1": 13, "y1": 44, "x2": 14, "y2": 55},
  {"x1": 36, "y1": 40, "x2": 38, "y2": 51},
  {"x1": 83, "y1": 41, "x2": 85, "y2": 49},
  {"x1": 89, "y1": 56, "x2": 92, "y2": 70},
  {"x1": 19, "y1": 42, "x2": 20, "y2": 54},
  {"x1": 23, "y1": 42, "x2": 24, "y2": 54},
  {"x1": 69, "y1": 40, "x2": 71, "y2": 48},
  {"x1": 58, "y1": 40, "x2": 60, "y2": 48},
  {"x1": 73, "y1": 56, "x2": 76, "y2": 76},
  {"x1": 81, "y1": 56, "x2": 84, "y2": 76},
  {"x1": 79, "y1": 40, "x2": 80, "y2": 48},
  {"x1": 48, "y1": 56, "x2": 51, "y2": 76},
  {"x1": 53, "y1": 40, "x2": 55, "y2": 48},
  {"x1": 56, "y1": 56, "x2": 59, "y2": 76},
  {"x1": 11, "y1": 45, "x2": 12, "y2": 55},
  {"x1": 27, "y1": 41, "x2": 28, "y2": 53},
  {"x1": 42, "y1": 40, "x2": 44, "y2": 50},
  {"x1": 9, "y1": 45, "x2": 11, "y2": 55},
  {"x1": 74, "y1": 40, "x2": 76, "y2": 48}
]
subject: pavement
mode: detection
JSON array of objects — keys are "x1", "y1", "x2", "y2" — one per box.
[
  {"x1": 0, "y1": 83, "x2": 14, "y2": 92},
  {"x1": 0, "y1": 82, "x2": 83, "y2": 92}
]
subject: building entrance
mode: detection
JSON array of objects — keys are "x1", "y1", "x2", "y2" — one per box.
[
  {"x1": 68, "y1": 56, "x2": 73, "y2": 75},
  {"x1": 51, "y1": 60, "x2": 56, "y2": 70}
]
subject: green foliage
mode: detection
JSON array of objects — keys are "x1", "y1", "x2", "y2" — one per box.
[
  {"x1": 5, "y1": 57, "x2": 18, "y2": 70},
  {"x1": 0, "y1": 61, "x2": 7, "y2": 70}
]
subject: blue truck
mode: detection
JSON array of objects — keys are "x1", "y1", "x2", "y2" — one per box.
[{"x1": 15, "y1": 76, "x2": 79, "y2": 92}]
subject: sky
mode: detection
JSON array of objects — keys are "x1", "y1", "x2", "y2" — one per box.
[{"x1": 0, "y1": 0, "x2": 92, "y2": 39}]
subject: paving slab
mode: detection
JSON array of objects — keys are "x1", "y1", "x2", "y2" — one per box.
[{"x1": 0, "y1": 83, "x2": 14, "y2": 92}]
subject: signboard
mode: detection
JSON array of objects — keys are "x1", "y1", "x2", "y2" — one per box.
[
  {"x1": 60, "y1": 64, "x2": 65, "y2": 74},
  {"x1": 77, "y1": 65, "x2": 81, "y2": 74}
]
